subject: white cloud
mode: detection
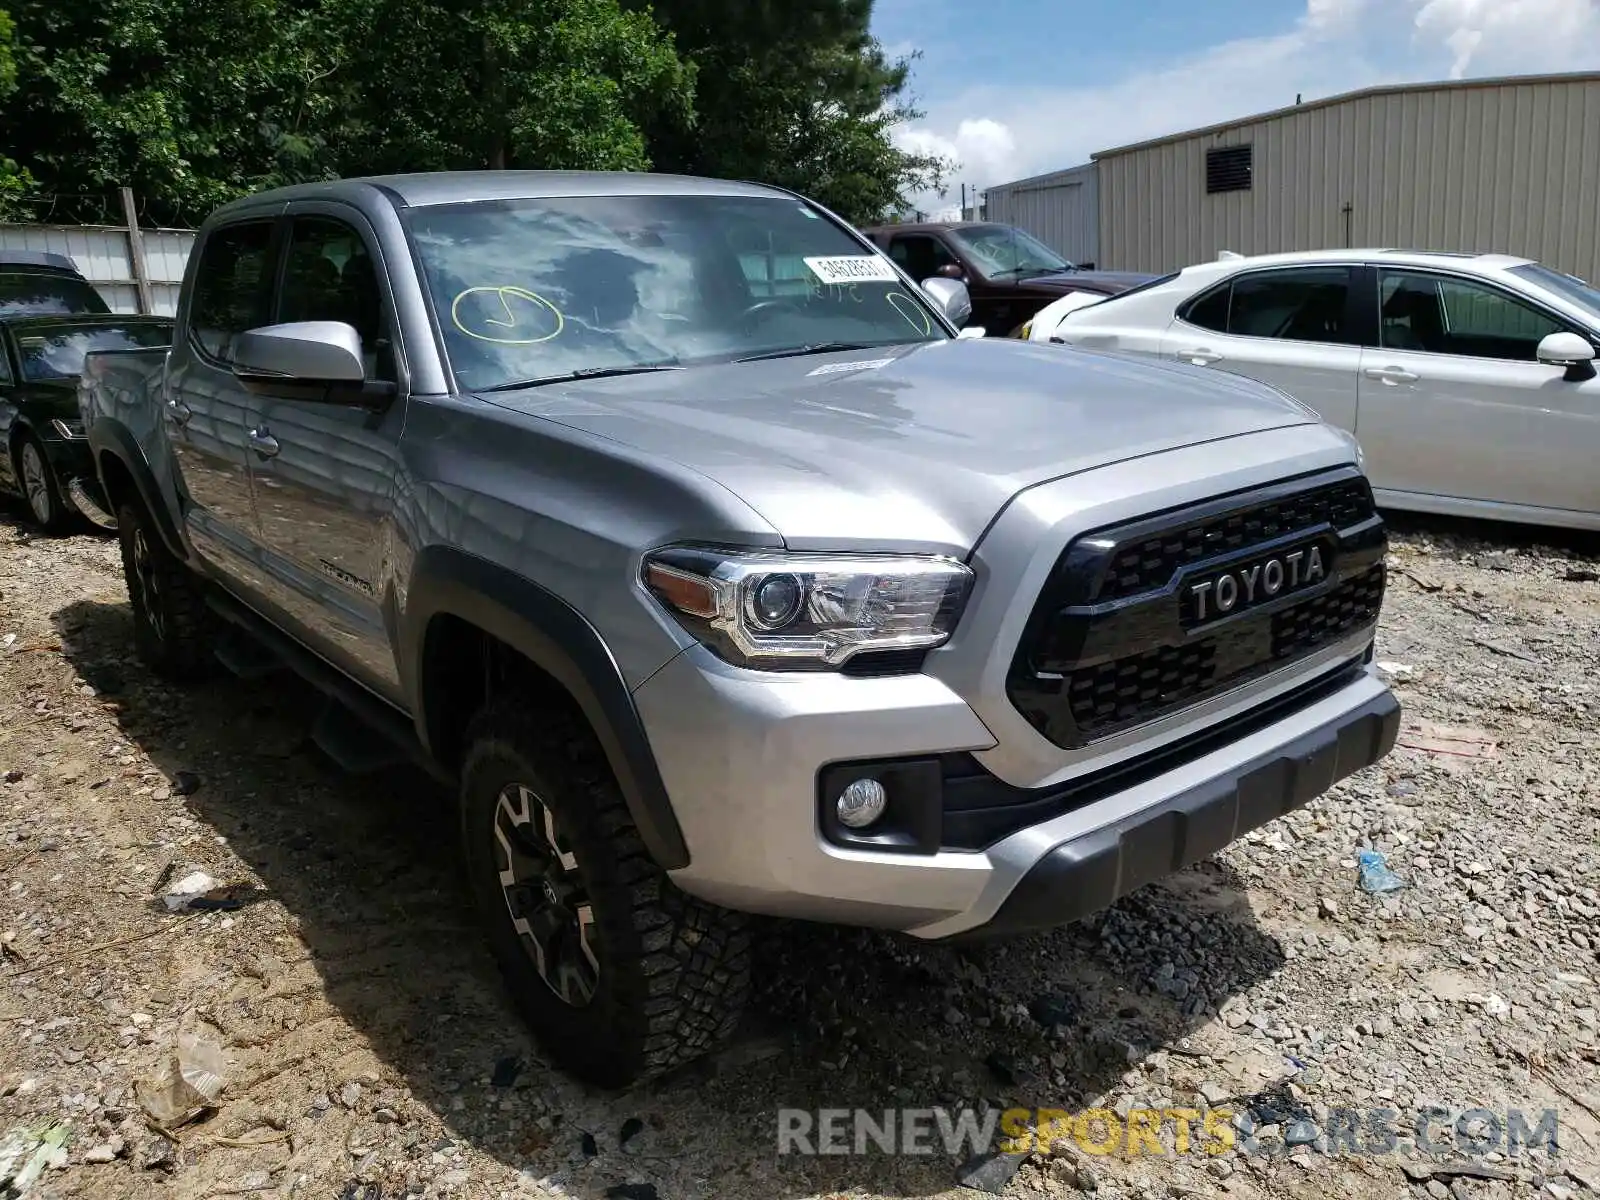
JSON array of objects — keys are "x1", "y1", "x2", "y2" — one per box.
[
  {"x1": 896, "y1": 0, "x2": 1600, "y2": 209},
  {"x1": 895, "y1": 118, "x2": 1016, "y2": 204},
  {"x1": 1413, "y1": 0, "x2": 1600, "y2": 77}
]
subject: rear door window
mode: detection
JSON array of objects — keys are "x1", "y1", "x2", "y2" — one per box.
[
  {"x1": 1226, "y1": 268, "x2": 1352, "y2": 343},
  {"x1": 1181, "y1": 284, "x2": 1230, "y2": 332}
]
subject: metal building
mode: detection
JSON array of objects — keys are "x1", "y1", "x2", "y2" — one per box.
[
  {"x1": 988, "y1": 71, "x2": 1600, "y2": 283},
  {"x1": 0, "y1": 222, "x2": 194, "y2": 315},
  {"x1": 983, "y1": 162, "x2": 1100, "y2": 266}
]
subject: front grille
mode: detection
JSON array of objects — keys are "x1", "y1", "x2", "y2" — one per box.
[
  {"x1": 1097, "y1": 479, "x2": 1372, "y2": 603},
  {"x1": 1008, "y1": 470, "x2": 1386, "y2": 750},
  {"x1": 1272, "y1": 565, "x2": 1385, "y2": 659},
  {"x1": 1066, "y1": 565, "x2": 1386, "y2": 736},
  {"x1": 1068, "y1": 641, "x2": 1216, "y2": 732}
]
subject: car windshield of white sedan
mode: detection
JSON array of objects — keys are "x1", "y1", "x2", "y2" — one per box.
[
  {"x1": 1509, "y1": 263, "x2": 1600, "y2": 323},
  {"x1": 406, "y1": 194, "x2": 947, "y2": 391},
  {"x1": 947, "y1": 225, "x2": 1072, "y2": 279},
  {"x1": 16, "y1": 322, "x2": 172, "y2": 382}
]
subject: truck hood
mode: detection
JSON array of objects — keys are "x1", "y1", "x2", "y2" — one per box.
[
  {"x1": 1027, "y1": 269, "x2": 1157, "y2": 294},
  {"x1": 478, "y1": 338, "x2": 1318, "y2": 553}
]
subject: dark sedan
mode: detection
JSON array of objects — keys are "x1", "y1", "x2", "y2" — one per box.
[
  {"x1": 858, "y1": 221, "x2": 1155, "y2": 335},
  {"x1": 0, "y1": 314, "x2": 173, "y2": 531}
]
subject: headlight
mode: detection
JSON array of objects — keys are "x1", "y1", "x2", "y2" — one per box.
[
  {"x1": 51, "y1": 418, "x2": 86, "y2": 439},
  {"x1": 643, "y1": 547, "x2": 973, "y2": 670}
]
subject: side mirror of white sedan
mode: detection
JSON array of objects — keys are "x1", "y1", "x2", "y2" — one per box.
[{"x1": 1537, "y1": 331, "x2": 1598, "y2": 382}]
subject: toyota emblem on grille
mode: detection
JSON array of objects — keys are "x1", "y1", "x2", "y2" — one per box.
[{"x1": 1189, "y1": 543, "x2": 1327, "y2": 624}]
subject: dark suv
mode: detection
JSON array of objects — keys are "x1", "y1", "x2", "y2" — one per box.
[
  {"x1": 0, "y1": 250, "x2": 113, "y2": 317},
  {"x1": 859, "y1": 221, "x2": 1153, "y2": 335}
]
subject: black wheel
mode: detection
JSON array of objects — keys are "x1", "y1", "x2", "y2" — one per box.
[
  {"x1": 16, "y1": 434, "x2": 70, "y2": 534},
  {"x1": 117, "y1": 501, "x2": 213, "y2": 679},
  {"x1": 461, "y1": 702, "x2": 750, "y2": 1089}
]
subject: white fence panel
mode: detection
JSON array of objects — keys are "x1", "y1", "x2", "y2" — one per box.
[{"x1": 0, "y1": 223, "x2": 196, "y2": 315}]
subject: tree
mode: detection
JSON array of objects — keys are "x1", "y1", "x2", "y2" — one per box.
[
  {"x1": 630, "y1": 0, "x2": 948, "y2": 224},
  {"x1": 0, "y1": 7, "x2": 33, "y2": 214},
  {"x1": 0, "y1": 0, "x2": 692, "y2": 225},
  {"x1": 0, "y1": 0, "x2": 344, "y2": 223},
  {"x1": 323, "y1": 0, "x2": 694, "y2": 177}
]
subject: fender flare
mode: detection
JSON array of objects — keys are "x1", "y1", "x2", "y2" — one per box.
[
  {"x1": 86, "y1": 420, "x2": 187, "y2": 559},
  {"x1": 402, "y1": 546, "x2": 691, "y2": 871}
]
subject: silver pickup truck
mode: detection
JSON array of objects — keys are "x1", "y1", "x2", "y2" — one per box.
[{"x1": 80, "y1": 171, "x2": 1399, "y2": 1088}]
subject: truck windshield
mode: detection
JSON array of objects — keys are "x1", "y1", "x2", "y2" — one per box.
[
  {"x1": 0, "y1": 271, "x2": 112, "y2": 317},
  {"x1": 16, "y1": 321, "x2": 172, "y2": 382},
  {"x1": 405, "y1": 194, "x2": 948, "y2": 392},
  {"x1": 947, "y1": 225, "x2": 1072, "y2": 279}
]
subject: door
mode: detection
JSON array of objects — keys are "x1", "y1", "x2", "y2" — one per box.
[
  {"x1": 167, "y1": 218, "x2": 278, "y2": 574},
  {"x1": 1158, "y1": 265, "x2": 1362, "y2": 432},
  {"x1": 1357, "y1": 268, "x2": 1600, "y2": 516},
  {"x1": 240, "y1": 208, "x2": 408, "y2": 697}
]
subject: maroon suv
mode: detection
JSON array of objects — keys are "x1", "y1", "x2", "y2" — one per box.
[{"x1": 859, "y1": 221, "x2": 1154, "y2": 335}]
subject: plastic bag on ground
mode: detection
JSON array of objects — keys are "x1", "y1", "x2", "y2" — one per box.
[
  {"x1": 1357, "y1": 849, "x2": 1407, "y2": 894},
  {"x1": 138, "y1": 1033, "x2": 229, "y2": 1129}
]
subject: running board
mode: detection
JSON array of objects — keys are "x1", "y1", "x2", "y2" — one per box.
[
  {"x1": 311, "y1": 700, "x2": 410, "y2": 773},
  {"x1": 203, "y1": 590, "x2": 450, "y2": 784},
  {"x1": 212, "y1": 627, "x2": 286, "y2": 681}
]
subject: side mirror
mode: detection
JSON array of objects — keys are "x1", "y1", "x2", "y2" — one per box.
[
  {"x1": 1537, "y1": 331, "x2": 1597, "y2": 382},
  {"x1": 956, "y1": 327, "x2": 987, "y2": 340},
  {"x1": 233, "y1": 321, "x2": 366, "y2": 385},
  {"x1": 935, "y1": 263, "x2": 966, "y2": 281},
  {"x1": 920, "y1": 277, "x2": 973, "y2": 329}
]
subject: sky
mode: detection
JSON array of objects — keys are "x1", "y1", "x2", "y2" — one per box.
[{"x1": 872, "y1": 0, "x2": 1600, "y2": 216}]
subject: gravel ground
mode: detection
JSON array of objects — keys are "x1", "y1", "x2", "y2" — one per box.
[{"x1": 1, "y1": 504, "x2": 1598, "y2": 1200}]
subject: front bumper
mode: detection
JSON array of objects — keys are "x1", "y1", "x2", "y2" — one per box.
[
  {"x1": 635, "y1": 643, "x2": 1396, "y2": 939},
  {"x1": 955, "y1": 685, "x2": 1398, "y2": 940}
]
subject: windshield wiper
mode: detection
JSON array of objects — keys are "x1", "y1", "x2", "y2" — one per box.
[
  {"x1": 734, "y1": 341, "x2": 885, "y2": 363},
  {"x1": 479, "y1": 360, "x2": 683, "y2": 393},
  {"x1": 993, "y1": 265, "x2": 1067, "y2": 280}
]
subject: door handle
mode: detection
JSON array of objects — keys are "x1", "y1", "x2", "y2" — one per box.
[
  {"x1": 167, "y1": 399, "x2": 192, "y2": 426},
  {"x1": 1178, "y1": 348, "x2": 1223, "y2": 365},
  {"x1": 1364, "y1": 366, "x2": 1419, "y2": 384},
  {"x1": 248, "y1": 427, "x2": 280, "y2": 459}
]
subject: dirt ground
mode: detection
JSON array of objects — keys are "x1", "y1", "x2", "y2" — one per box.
[{"x1": 1, "y1": 504, "x2": 1598, "y2": 1200}]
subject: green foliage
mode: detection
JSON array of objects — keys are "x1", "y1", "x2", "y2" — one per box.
[
  {"x1": 636, "y1": 0, "x2": 949, "y2": 223},
  {"x1": 323, "y1": 0, "x2": 694, "y2": 175},
  {"x1": 0, "y1": 0, "x2": 941, "y2": 227},
  {"x1": 0, "y1": 7, "x2": 32, "y2": 217}
]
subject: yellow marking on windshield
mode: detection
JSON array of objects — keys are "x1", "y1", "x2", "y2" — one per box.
[
  {"x1": 886, "y1": 291, "x2": 932, "y2": 336},
  {"x1": 451, "y1": 286, "x2": 565, "y2": 345}
]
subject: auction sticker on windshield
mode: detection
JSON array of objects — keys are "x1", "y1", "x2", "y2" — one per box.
[{"x1": 804, "y1": 256, "x2": 900, "y2": 286}]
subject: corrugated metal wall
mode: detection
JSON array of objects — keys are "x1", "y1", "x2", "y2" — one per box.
[
  {"x1": 983, "y1": 162, "x2": 1100, "y2": 266},
  {"x1": 1095, "y1": 75, "x2": 1600, "y2": 280},
  {"x1": 0, "y1": 223, "x2": 195, "y2": 315}
]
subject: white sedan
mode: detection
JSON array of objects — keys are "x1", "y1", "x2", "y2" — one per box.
[{"x1": 1025, "y1": 249, "x2": 1600, "y2": 531}]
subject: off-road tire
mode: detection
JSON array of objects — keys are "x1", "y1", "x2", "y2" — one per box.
[
  {"x1": 460, "y1": 701, "x2": 750, "y2": 1089},
  {"x1": 16, "y1": 434, "x2": 71, "y2": 534},
  {"x1": 117, "y1": 501, "x2": 213, "y2": 680}
]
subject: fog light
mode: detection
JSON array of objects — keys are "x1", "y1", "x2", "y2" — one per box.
[{"x1": 836, "y1": 778, "x2": 887, "y2": 829}]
